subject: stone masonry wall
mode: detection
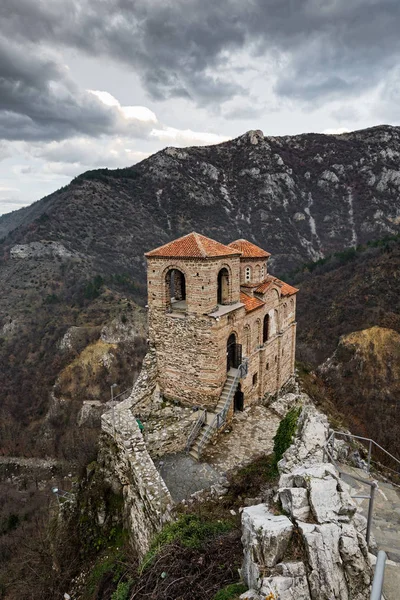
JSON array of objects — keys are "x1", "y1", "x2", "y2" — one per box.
[
  {"x1": 149, "y1": 311, "x2": 224, "y2": 407},
  {"x1": 100, "y1": 350, "x2": 173, "y2": 558},
  {"x1": 147, "y1": 255, "x2": 241, "y2": 315},
  {"x1": 240, "y1": 258, "x2": 268, "y2": 284}
]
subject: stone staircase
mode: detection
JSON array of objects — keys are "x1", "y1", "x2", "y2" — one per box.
[
  {"x1": 188, "y1": 369, "x2": 239, "y2": 461},
  {"x1": 338, "y1": 463, "x2": 400, "y2": 599}
]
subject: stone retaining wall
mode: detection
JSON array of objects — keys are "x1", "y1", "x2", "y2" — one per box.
[{"x1": 100, "y1": 350, "x2": 173, "y2": 558}]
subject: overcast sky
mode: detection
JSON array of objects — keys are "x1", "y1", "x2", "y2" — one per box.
[{"x1": 1, "y1": 0, "x2": 400, "y2": 216}]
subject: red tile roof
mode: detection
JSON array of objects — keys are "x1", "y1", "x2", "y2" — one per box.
[
  {"x1": 255, "y1": 276, "x2": 298, "y2": 296},
  {"x1": 273, "y1": 277, "x2": 299, "y2": 296},
  {"x1": 254, "y1": 280, "x2": 273, "y2": 294},
  {"x1": 240, "y1": 292, "x2": 265, "y2": 313},
  {"x1": 228, "y1": 239, "x2": 271, "y2": 258},
  {"x1": 145, "y1": 232, "x2": 241, "y2": 259}
]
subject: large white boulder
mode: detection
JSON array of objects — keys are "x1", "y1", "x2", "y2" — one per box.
[
  {"x1": 298, "y1": 520, "x2": 371, "y2": 600},
  {"x1": 279, "y1": 463, "x2": 357, "y2": 525},
  {"x1": 241, "y1": 505, "x2": 293, "y2": 589},
  {"x1": 298, "y1": 521, "x2": 348, "y2": 600},
  {"x1": 261, "y1": 562, "x2": 311, "y2": 599}
]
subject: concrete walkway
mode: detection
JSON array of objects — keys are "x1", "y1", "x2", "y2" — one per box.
[
  {"x1": 154, "y1": 405, "x2": 281, "y2": 502},
  {"x1": 154, "y1": 453, "x2": 221, "y2": 502},
  {"x1": 338, "y1": 463, "x2": 400, "y2": 599},
  {"x1": 203, "y1": 405, "x2": 280, "y2": 473}
]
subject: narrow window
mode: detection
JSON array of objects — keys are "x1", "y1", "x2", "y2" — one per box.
[
  {"x1": 252, "y1": 373, "x2": 258, "y2": 386},
  {"x1": 263, "y1": 314, "x2": 269, "y2": 343},
  {"x1": 266, "y1": 362, "x2": 269, "y2": 370},
  {"x1": 217, "y1": 268, "x2": 230, "y2": 305},
  {"x1": 260, "y1": 265, "x2": 265, "y2": 279},
  {"x1": 245, "y1": 266, "x2": 251, "y2": 282}
]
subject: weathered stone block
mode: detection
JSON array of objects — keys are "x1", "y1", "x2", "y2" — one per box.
[
  {"x1": 241, "y1": 504, "x2": 293, "y2": 589},
  {"x1": 280, "y1": 487, "x2": 310, "y2": 521}
]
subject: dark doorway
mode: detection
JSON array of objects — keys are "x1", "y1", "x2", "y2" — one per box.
[
  {"x1": 227, "y1": 333, "x2": 242, "y2": 370},
  {"x1": 234, "y1": 383, "x2": 244, "y2": 412},
  {"x1": 217, "y1": 268, "x2": 230, "y2": 305},
  {"x1": 263, "y1": 314, "x2": 269, "y2": 343}
]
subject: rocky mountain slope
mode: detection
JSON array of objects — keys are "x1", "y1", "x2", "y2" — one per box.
[
  {"x1": 319, "y1": 326, "x2": 400, "y2": 458},
  {"x1": 2, "y1": 125, "x2": 400, "y2": 276},
  {"x1": 294, "y1": 237, "x2": 400, "y2": 460},
  {"x1": 294, "y1": 235, "x2": 400, "y2": 364}
]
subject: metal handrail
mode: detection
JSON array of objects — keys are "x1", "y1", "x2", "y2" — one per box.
[
  {"x1": 196, "y1": 360, "x2": 247, "y2": 457},
  {"x1": 370, "y1": 550, "x2": 387, "y2": 600},
  {"x1": 185, "y1": 409, "x2": 207, "y2": 452},
  {"x1": 108, "y1": 386, "x2": 132, "y2": 404},
  {"x1": 324, "y1": 432, "x2": 377, "y2": 545},
  {"x1": 331, "y1": 430, "x2": 400, "y2": 476}
]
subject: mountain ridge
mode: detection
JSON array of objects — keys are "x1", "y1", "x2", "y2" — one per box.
[{"x1": 2, "y1": 124, "x2": 400, "y2": 277}]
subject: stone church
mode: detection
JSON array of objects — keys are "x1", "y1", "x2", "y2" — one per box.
[{"x1": 145, "y1": 232, "x2": 297, "y2": 425}]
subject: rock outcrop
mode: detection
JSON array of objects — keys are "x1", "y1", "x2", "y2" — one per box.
[{"x1": 240, "y1": 404, "x2": 373, "y2": 600}]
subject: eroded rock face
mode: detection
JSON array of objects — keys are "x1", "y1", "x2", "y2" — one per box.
[
  {"x1": 278, "y1": 405, "x2": 329, "y2": 473},
  {"x1": 280, "y1": 487, "x2": 310, "y2": 521},
  {"x1": 260, "y1": 562, "x2": 311, "y2": 600},
  {"x1": 240, "y1": 403, "x2": 372, "y2": 600},
  {"x1": 267, "y1": 390, "x2": 311, "y2": 418},
  {"x1": 10, "y1": 241, "x2": 76, "y2": 260},
  {"x1": 241, "y1": 505, "x2": 293, "y2": 589},
  {"x1": 299, "y1": 521, "x2": 371, "y2": 600}
]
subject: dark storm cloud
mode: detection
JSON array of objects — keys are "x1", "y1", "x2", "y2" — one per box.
[
  {"x1": 1, "y1": 0, "x2": 400, "y2": 122},
  {"x1": 0, "y1": 36, "x2": 118, "y2": 140},
  {"x1": 0, "y1": 35, "x2": 157, "y2": 142}
]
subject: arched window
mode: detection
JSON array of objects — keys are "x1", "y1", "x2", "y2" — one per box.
[
  {"x1": 290, "y1": 298, "x2": 294, "y2": 314},
  {"x1": 166, "y1": 268, "x2": 186, "y2": 312},
  {"x1": 283, "y1": 303, "x2": 287, "y2": 319},
  {"x1": 245, "y1": 266, "x2": 252, "y2": 282},
  {"x1": 217, "y1": 268, "x2": 230, "y2": 305},
  {"x1": 263, "y1": 314, "x2": 270, "y2": 343},
  {"x1": 255, "y1": 265, "x2": 260, "y2": 281},
  {"x1": 260, "y1": 265, "x2": 265, "y2": 280}
]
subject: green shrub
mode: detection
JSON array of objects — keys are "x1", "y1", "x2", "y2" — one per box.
[
  {"x1": 272, "y1": 407, "x2": 301, "y2": 470},
  {"x1": 213, "y1": 582, "x2": 247, "y2": 600},
  {"x1": 111, "y1": 579, "x2": 133, "y2": 600},
  {"x1": 84, "y1": 275, "x2": 104, "y2": 300},
  {"x1": 141, "y1": 514, "x2": 233, "y2": 570},
  {"x1": 44, "y1": 293, "x2": 59, "y2": 304}
]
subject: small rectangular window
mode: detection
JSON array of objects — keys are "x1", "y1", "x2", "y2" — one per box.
[{"x1": 252, "y1": 373, "x2": 258, "y2": 386}]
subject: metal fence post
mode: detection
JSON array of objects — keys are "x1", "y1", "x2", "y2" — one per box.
[
  {"x1": 370, "y1": 550, "x2": 387, "y2": 600},
  {"x1": 367, "y1": 440, "x2": 372, "y2": 474},
  {"x1": 366, "y1": 481, "x2": 377, "y2": 546}
]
